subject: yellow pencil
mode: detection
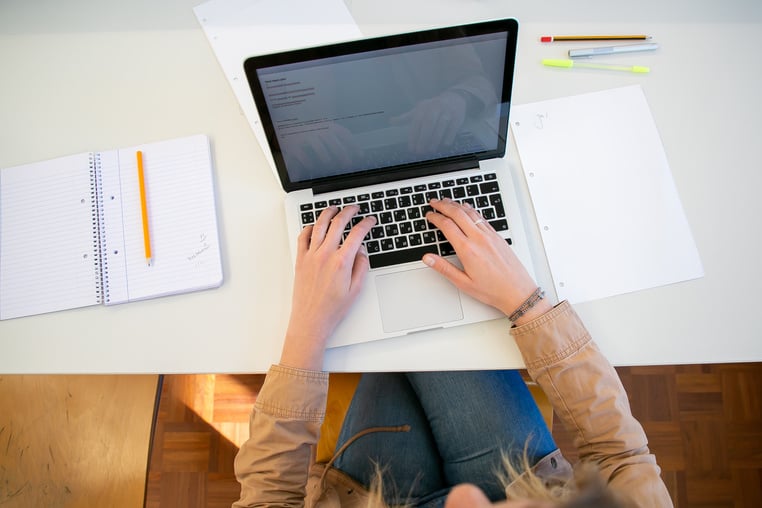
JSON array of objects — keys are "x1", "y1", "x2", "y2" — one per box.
[{"x1": 136, "y1": 150, "x2": 152, "y2": 266}]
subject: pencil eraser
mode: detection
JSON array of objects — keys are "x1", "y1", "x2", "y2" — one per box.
[{"x1": 540, "y1": 36, "x2": 553, "y2": 43}]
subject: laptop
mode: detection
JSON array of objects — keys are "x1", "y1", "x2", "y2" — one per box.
[{"x1": 244, "y1": 18, "x2": 535, "y2": 348}]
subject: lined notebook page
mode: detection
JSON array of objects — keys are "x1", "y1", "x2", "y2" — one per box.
[
  {"x1": 0, "y1": 153, "x2": 101, "y2": 319},
  {"x1": 103, "y1": 134, "x2": 222, "y2": 304}
]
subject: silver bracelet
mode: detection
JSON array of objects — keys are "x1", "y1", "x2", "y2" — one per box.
[{"x1": 508, "y1": 287, "x2": 545, "y2": 322}]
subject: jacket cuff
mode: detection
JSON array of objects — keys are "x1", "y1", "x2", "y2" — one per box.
[
  {"x1": 509, "y1": 301, "x2": 592, "y2": 371},
  {"x1": 253, "y1": 364, "x2": 329, "y2": 422}
]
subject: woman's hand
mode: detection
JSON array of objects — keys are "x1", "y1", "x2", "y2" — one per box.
[
  {"x1": 424, "y1": 198, "x2": 551, "y2": 325},
  {"x1": 281, "y1": 205, "x2": 376, "y2": 370}
]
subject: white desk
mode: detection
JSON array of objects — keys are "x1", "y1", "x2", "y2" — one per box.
[{"x1": 1, "y1": 0, "x2": 761, "y2": 373}]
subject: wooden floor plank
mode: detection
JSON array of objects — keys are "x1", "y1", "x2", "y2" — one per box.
[
  {"x1": 0, "y1": 375, "x2": 158, "y2": 508},
  {"x1": 145, "y1": 364, "x2": 762, "y2": 507}
]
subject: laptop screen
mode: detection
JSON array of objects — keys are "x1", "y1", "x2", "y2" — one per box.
[{"x1": 244, "y1": 19, "x2": 518, "y2": 192}]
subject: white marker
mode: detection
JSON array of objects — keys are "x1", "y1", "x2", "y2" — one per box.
[{"x1": 569, "y1": 42, "x2": 659, "y2": 58}]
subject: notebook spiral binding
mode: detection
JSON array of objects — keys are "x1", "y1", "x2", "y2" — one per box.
[{"x1": 89, "y1": 153, "x2": 109, "y2": 304}]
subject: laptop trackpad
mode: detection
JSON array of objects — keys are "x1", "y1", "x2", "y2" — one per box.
[{"x1": 376, "y1": 268, "x2": 463, "y2": 333}]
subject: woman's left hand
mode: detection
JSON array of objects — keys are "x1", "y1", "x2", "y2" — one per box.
[{"x1": 280, "y1": 205, "x2": 376, "y2": 370}]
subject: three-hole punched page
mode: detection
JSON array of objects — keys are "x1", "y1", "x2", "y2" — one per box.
[
  {"x1": 510, "y1": 86, "x2": 703, "y2": 304},
  {"x1": 0, "y1": 134, "x2": 223, "y2": 320}
]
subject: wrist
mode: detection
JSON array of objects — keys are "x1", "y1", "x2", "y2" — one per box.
[
  {"x1": 512, "y1": 299, "x2": 553, "y2": 326},
  {"x1": 280, "y1": 328, "x2": 329, "y2": 371},
  {"x1": 505, "y1": 287, "x2": 551, "y2": 326}
]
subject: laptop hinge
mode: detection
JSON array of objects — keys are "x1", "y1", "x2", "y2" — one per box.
[{"x1": 312, "y1": 158, "x2": 480, "y2": 195}]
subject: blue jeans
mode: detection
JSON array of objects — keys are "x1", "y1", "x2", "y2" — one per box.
[{"x1": 332, "y1": 371, "x2": 557, "y2": 507}]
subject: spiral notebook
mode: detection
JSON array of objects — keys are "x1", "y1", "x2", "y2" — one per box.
[{"x1": 0, "y1": 134, "x2": 223, "y2": 320}]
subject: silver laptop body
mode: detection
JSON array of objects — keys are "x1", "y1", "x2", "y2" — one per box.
[{"x1": 244, "y1": 19, "x2": 534, "y2": 348}]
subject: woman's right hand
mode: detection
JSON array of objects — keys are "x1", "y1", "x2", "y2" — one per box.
[{"x1": 423, "y1": 198, "x2": 551, "y2": 325}]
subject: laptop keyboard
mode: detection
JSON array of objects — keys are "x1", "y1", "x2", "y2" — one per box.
[{"x1": 298, "y1": 173, "x2": 511, "y2": 269}]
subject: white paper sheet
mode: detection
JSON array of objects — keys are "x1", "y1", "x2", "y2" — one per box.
[
  {"x1": 193, "y1": 0, "x2": 362, "y2": 177},
  {"x1": 510, "y1": 85, "x2": 703, "y2": 304}
]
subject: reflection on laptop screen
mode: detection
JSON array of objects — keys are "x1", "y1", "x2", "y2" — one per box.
[{"x1": 253, "y1": 32, "x2": 509, "y2": 184}]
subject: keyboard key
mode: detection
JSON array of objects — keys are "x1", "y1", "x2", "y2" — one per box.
[
  {"x1": 394, "y1": 236, "x2": 408, "y2": 249},
  {"x1": 414, "y1": 184, "x2": 427, "y2": 192},
  {"x1": 407, "y1": 207, "x2": 421, "y2": 219},
  {"x1": 470, "y1": 175, "x2": 483, "y2": 182},
  {"x1": 413, "y1": 219, "x2": 428, "y2": 232},
  {"x1": 384, "y1": 198, "x2": 398, "y2": 209},
  {"x1": 368, "y1": 244, "x2": 438, "y2": 269},
  {"x1": 425, "y1": 191, "x2": 438, "y2": 201},
  {"x1": 371, "y1": 191, "x2": 384, "y2": 199},
  {"x1": 380, "y1": 238, "x2": 395, "y2": 251},
  {"x1": 399, "y1": 221, "x2": 413, "y2": 234},
  {"x1": 385, "y1": 189, "x2": 399, "y2": 196},
  {"x1": 439, "y1": 242, "x2": 456, "y2": 256},
  {"x1": 422, "y1": 231, "x2": 437, "y2": 243},
  {"x1": 358, "y1": 202, "x2": 370, "y2": 214},
  {"x1": 300, "y1": 203, "x2": 313, "y2": 211},
  {"x1": 400, "y1": 186, "x2": 413, "y2": 194},
  {"x1": 456, "y1": 177, "x2": 469, "y2": 185},
  {"x1": 484, "y1": 173, "x2": 497, "y2": 181},
  {"x1": 357, "y1": 193, "x2": 370, "y2": 201},
  {"x1": 301, "y1": 212, "x2": 314, "y2": 224},
  {"x1": 440, "y1": 188, "x2": 452, "y2": 199},
  {"x1": 479, "y1": 181, "x2": 500, "y2": 194},
  {"x1": 489, "y1": 219, "x2": 509, "y2": 231},
  {"x1": 385, "y1": 224, "x2": 399, "y2": 236},
  {"x1": 412, "y1": 193, "x2": 425, "y2": 205},
  {"x1": 343, "y1": 196, "x2": 356, "y2": 204},
  {"x1": 409, "y1": 233, "x2": 423, "y2": 246},
  {"x1": 371, "y1": 200, "x2": 384, "y2": 212},
  {"x1": 466, "y1": 184, "x2": 479, "y2": 196},
  {"x1": 380, "y1": 212, "x2": 393, "y2": 224},
  {"x1": 428, "y1": 181, "x2": 441, "y2": 189},
  {"x1": 398, "y1": 195, "x2": 412, "y2": 207},
  {"x1": 329, "y1": 198, "x2": 342, "y2": 206},
  {"x1": 315, "y1": 201, "x2": 328, "y2": 208},
  {"x1": 366, "y1": 240, "x2": 380, "y2": 253},
  {"x1": 489, "y1": 194, "x2": 506, "y2": 217},
  {"x1": 482, "y1": 208, "x2": 496, "y2": 220},
  {"x1": 476, "y1": 196, "x2": 489, "y2": 208},
  {"x1": 394, "y1": 210, "x2": 407, "y2": 222},
  {"x1": 452, "y1": 187, "x2": 466, "y2": 199},
  {"x1": 371, "y1": 226, "x2": 385, "y2": 239},
  {"x1": 442, "y1": 179, "x2": 455, "y2": 187}
]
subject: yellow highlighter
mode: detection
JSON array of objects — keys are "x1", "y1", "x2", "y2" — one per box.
[{"x1": 543, "y1": 58, "x2": 650, "y2": 73}]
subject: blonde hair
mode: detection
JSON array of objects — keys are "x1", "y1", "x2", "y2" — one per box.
[
  {"x1": 499, "y1": 452, "x2": 629, "y2": 508},
  {"x1": 364, "y1": 452, "x2": 629, "y2": 508}
]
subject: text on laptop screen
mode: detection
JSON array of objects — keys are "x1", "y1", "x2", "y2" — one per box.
[{"x1": 253, "y1": 31, "x2": 510, "y2": 185}]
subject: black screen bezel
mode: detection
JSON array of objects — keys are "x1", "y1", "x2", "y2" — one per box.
[{"x1": 243, "y1": 18, "x2": 519, "y2": 193}]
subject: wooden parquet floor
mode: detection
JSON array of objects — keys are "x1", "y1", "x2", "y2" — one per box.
[{"x1": 146, "y1": 363, "x2": 762, "y2": 508}]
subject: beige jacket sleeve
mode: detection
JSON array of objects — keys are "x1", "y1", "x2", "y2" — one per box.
[
  {"x1": 511, "y1": 301, "x2": 673, "y2": 507},
  {"x1": 233, "y1": 364, "x2": 329, "y2": 508}
]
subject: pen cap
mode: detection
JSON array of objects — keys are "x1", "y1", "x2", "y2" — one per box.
[{"x1": 542, "y1": 59, "x2": 574, "y2": 68}]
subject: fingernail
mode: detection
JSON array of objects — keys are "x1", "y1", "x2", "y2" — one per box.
[
  {"x1": 360, "y1": 244, "x2": 368, "y2": 257},
  {"x1": 423, "y1": 254, "x2": 436, "y2": 266}
]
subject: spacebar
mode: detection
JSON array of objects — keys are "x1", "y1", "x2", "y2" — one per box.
[{"x1": 368, "y1": 245, "x2": 439, "y2": 269}]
